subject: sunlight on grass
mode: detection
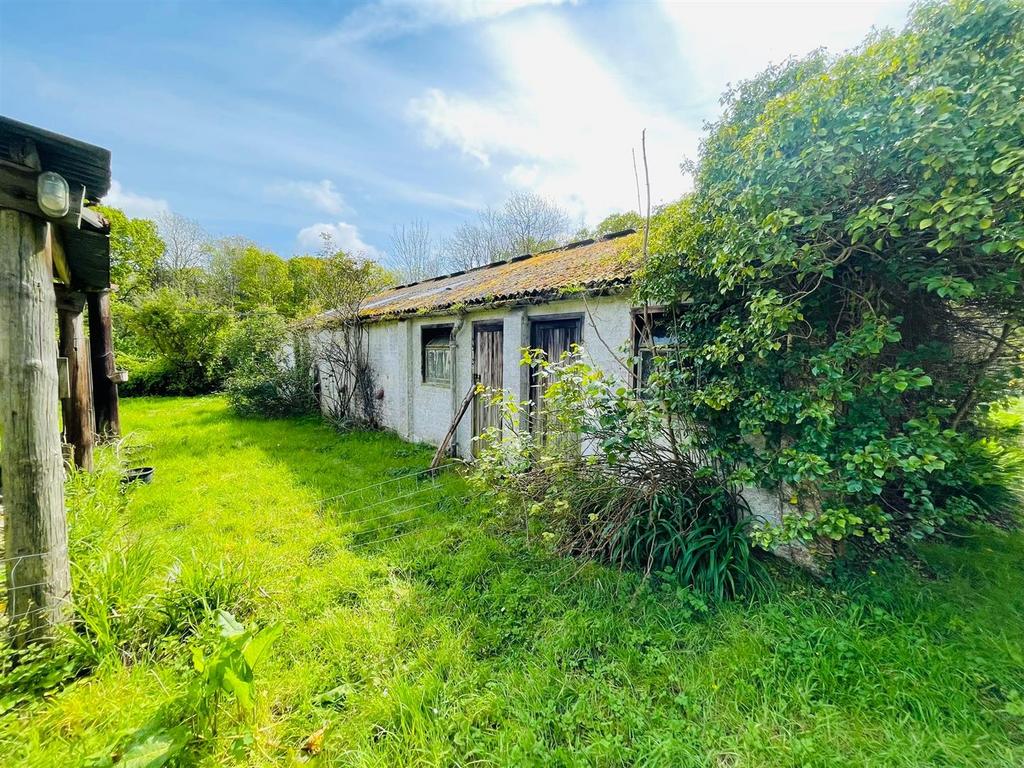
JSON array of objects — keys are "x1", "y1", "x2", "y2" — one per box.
[{"x1": 2, "y1": 396, "x2": 1022, "y2": 766}]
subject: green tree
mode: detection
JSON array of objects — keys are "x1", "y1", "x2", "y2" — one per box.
[
  {"x1": 96, "y1": 206, "x2": 165, "y2": 300},
  {"x1": 312, "y1": 246, "x2": 393, "y2": 315},
  {"x1": 287, "y1": 256, "x2": 327, "y2": 315},
  {"x1": 209, "y1": 238, "x2": 292, "y2": 314},
  {"x1": 124, "y1": 288, "x2": 234, "y2": 393},
  {"x1": 591, "y1": 211, "x2": 643, "y2": 238},
  {"x1": 641, "y1": 0, "x2": 1024, "y2": 559}
]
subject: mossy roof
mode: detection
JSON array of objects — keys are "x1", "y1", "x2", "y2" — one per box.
[{"x1": 361, "y1": 229, "x2": 642, "y2": 320}]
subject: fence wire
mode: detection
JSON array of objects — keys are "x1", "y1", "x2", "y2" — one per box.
[
  {"x1": 0, "y1": 462, "x2": 525, "y2": 652},
  {"x1": 0, "y1": 550, "x2": 62, "y2": 567}
]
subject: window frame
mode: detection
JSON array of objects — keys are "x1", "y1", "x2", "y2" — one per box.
[
  {"x1": 421, "y1": 324, "x2": 454, "y2": 386},
  {"x1": 631, "y1": 307, "x2": 673, "y2": 393}
]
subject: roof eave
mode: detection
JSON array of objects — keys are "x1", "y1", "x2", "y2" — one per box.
[{"x1": 359, "y1": 279, "x2": 633, "y2": 324}]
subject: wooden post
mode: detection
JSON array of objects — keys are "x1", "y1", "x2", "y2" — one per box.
[
  {"x1": 0, "y1": 211, "x2": 72, "y2": 644},
  {"x1": 429, "y1": 377, "x2": 478, "y2": 473},
  {"x1": 87, "y1": 289, "x2": 120, "y2": 437},
  {"x1": 56, "y1": 284, "x2": 94, "y2": 471}
]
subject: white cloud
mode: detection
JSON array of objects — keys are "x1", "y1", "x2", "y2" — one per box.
[
  {"x1": 406, "y1": 15, "x2": 700, "y2": 224},
  {"x1": 267, "y1": 179, "x2": 347, "y2": 215},
  {"x1": 404, "y1": 3, "x2": 911, "y2": 227},
  {"x1": 334, "y1": 0, "x2": 578, "y2": 42},
  {"x1": 103, "y1": 180, "x2": 171, "y2": 220},
  {"x1": 297, "y1": 220, "x2": 381, "y2": 258},
  {"x1": 658, "y1": 0, "x2": 911, "y2": 102}
]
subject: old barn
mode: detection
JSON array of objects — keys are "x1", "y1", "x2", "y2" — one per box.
[{"x1": 313, "y1": 229, "x2": 662, "y2": 458}]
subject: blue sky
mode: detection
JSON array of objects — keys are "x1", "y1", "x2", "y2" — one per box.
[{"x1": 1, "y1": 0, "x2": 910, "y2": 266}]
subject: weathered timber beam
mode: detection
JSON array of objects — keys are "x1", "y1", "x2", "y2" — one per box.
[
  {"x1": 0, "y1": 210, "x2": 73, "y2": 644},
  {"x1": 55, "y1": 283, "x2": 95, "y2": 471},
  {"x1": 87, "y1": 289, "x2": 120, "y2": 437},
  {"x1": 48, "y1": 219, "x2": 71, "y2": 284},
  {"x1": 429, "y1": 376, "x2": 479, "y2": 472}
]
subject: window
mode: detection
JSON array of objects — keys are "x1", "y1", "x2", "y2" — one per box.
[
  {"x1": 633, "y1": 310, "x2": 673, "y2": 392},
  {"x1": 422, "y1": 326, "x2": 453, "y2": 385}
]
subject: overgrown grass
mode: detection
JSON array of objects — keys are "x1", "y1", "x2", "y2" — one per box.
[{"x1": 2, "y1": 396, "x2": 1023, "y2": 766}]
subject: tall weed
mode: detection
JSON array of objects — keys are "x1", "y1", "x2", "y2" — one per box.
[
  {"x1": 159, "y1": 557, "x2": 255, "y2": 638},
  {"x1": 475, "y1": 350, "x2": 762, "y2": 599},
  {"x1": 67, "y1": 541, "x2": 157, "y2": 667}
]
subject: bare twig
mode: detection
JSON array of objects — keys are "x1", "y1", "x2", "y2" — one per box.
[
  {"x1": 950, "y1": 322, "x2": 1015, "y2": 429},
  {"x1": 641, "y1": 129, "x2": 651, "y2": 262}
]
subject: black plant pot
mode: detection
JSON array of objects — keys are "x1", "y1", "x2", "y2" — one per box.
[{"x1": 123, "y1": 466, "x2": 155, "y2": 485}]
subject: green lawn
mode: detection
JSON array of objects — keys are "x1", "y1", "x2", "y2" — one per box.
[{"x1": 3, "y1": 396, "x2": 1024, "y2": 766}]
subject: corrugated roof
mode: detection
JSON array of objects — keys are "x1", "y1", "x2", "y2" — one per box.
[{"x1": 361, "y1": 229, "x2": 642, "y2": 320}]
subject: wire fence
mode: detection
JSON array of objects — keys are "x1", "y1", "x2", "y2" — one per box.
[
  {"x1": 0, "y1": 547, "x2": 74, "y2": 644},
  {"x1": 0, "y1": 550, "x2": 64, "y2": 567},
  {"x1": 0, "y1": 459, "x2": 594, "y2": 654},
  {"x1": 0, "y1": 465, "x2": 472, "y2": 647},
  {"x1": 314, "y1": 465, "x2": 460, "y2": 548},
  {"x1": 2, "y1": 595, "x2": 75, "y2": 647}
]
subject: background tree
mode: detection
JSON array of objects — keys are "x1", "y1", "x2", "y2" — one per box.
[
  {"x1": 591, "y1": 211, "x2": 644, "y2": 238},
  {"x1": 310, "y1": 234, "x2": 394, "y2": 314},
  {"x1": 307, "y1": 235, "x2": 394, "y2": 425},
  {"x1": 208, "y1": 237, "x2": 293, "y2": 314},
  {"x1": 157, "y1": 211, "x2": 209, "y2": 284},
  {"x1": 96, "y1": 206, "x2": 165, "y2": 300},
  {"x1": 287, "y1": 256, "x2": 327, "y2": 315},
  {"x1": 501, "y1": 191, "x2": 571, "y2": 256},
  {"x1": 571, "y1": 210, "x2": 646, "y2": 242},
  {"x1": 389, "y1": 219, "x2": 439, "y2": 283},
  {"x1": 444, "y1": 207, "x2": 508, "y2": 270},
  {"x1": 442, "y1": 191, "x2": 571, "y2": 270}
]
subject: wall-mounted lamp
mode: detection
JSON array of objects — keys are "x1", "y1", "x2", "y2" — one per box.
[{"x1": 36, "y1": 171, "x2": 70, "y2": 218}]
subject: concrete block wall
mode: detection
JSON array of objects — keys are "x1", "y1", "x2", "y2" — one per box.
[{"x1": 316, "y1": 294, "x2": 635, "y2": 456}]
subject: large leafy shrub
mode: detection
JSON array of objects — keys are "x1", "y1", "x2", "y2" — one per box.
[
  {"x1": 640, "y1": 0, "x2": 1024, "y2": 559},
  {"x1": 118, "y1": 287, "x2": 234, "y2": 395},
  {"x1": 226, "y1": 313, "x2": 318, "y2": 418}
]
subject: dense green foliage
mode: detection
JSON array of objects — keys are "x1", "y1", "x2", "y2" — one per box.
[
  {"x1": 474, "y1": 351, "x2": 760, "y2": 599},
  {"x1": 102, "y1": 211, "x2": 394, "y2": 397},
  {"x1": 119, "y1": 288, "x2": 233, "y2": 394},
  {"x1": 226, "y1": 326, "x2": 319, "y2": 418},
  {"x1": 641, "y1": 0, "x2": 1024, "y2": 556},
  {"x1": 96, "y1": 206, "x2": 165, "y2": 300},
  {"x1": 3, "y1": 398, "x2": 1023, "y2": 766},
  {"x1": 607, "y1": 490, "x2": 759, "y2": 600},
  {"x1": 576, "y1": 210, "x2": 645, "y2": 240}
]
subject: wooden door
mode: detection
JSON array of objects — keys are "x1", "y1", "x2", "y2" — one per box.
[
  {"x1": 472, "y1": 323, "x2": 504, "y2": 455},
  {"x1": 529, "y1": 318, "x2": 582, "y2": 441}
]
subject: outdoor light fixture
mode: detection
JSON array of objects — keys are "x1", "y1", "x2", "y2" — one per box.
[{"x1": 36, "y1": 171, "x2": 70, "y2": 218}]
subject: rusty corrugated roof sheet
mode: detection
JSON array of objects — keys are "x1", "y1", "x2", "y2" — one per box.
[{"x1": 361, "y1": 229, "x2": 642, "y2": 320}]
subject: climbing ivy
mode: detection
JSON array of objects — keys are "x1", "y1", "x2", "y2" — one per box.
[{"x1": 640, "y1": 0, "x2": 1024, "y2": 557}]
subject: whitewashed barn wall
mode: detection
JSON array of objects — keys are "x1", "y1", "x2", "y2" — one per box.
[{"x1": 315, "y1": 292, "x2": 635, "y2": 457}]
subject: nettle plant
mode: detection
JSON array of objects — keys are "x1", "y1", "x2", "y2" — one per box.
[{"x1": 640, "y1": 0, "x2": 1024, "y2": 559}]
